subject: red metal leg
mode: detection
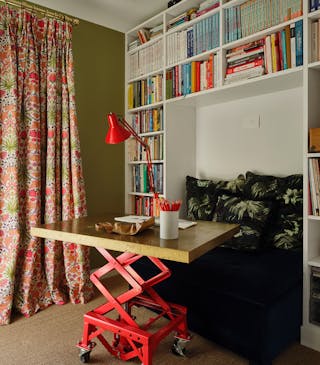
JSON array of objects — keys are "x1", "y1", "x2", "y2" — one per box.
[{"x1": 77, "y1": 248, "x2": 190, "y2": 364}]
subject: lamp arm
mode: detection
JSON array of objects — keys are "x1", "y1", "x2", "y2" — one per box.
[{"x1": 120, "y1": 117, "x2": 156, "y2": 196}]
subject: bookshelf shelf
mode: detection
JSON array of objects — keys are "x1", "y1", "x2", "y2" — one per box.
[
  {"x1": 128, "y1": 102, "x2": 164, "y2": 113},
  {"x1": 222, "y1": 0, "x2": 247, "y2": 9},
  {"x1": 128, "y1": 68, "x2": 164, "y2": 83},
  {"x1": 166, "y1": 66, "x2": 302, "y2": 107},
  {"x1": 308, "y1": 9, "x2": 320, "y2": 20},
  {"x1": 308, "y1": 61, "x2": 320, "y2": 70},
  {"x1": 166, "y1": 47, "x2": 220, "y2": 69},
  {"x1": 309, "y1": 256, "x2": 320, "y2": 268},
  {"x1": 124, "y1": 0, "x2": 318, "y2": 350},
  {"x1": 128, "y1": 160, "x2": 164, "y2": 165},
  {"x1": 127, "y1": 35, "x2": 164, "y2": 55}
]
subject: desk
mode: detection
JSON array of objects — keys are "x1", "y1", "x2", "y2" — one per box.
[{"x1": 31, "y1": 215, "x2": 239, "y2": 364}]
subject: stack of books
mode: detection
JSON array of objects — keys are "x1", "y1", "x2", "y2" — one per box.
[
  {"x1": 128, "y1": 39, "x2": 140, "y2": 51},
  {"x1": 196, "y1": 0, "x2": 220, "y2": 17},
  {"x1": 137, "y1": 28, "x2": 151, "y2": 44},
  {"x1": 224, "y1": 40, "x2": 265, "y2": 85},
  {"x1": 167, "y1": 7, "x2": 198, "y2": 30},
  {"x1": 224, "y1": 19, "x2": 303, "y2": 85},
  {"x1": 166, "y1": 53, "x2": 219, "y2": 98},
  {"x1": 149, "y1": 24, "x2": 163, "y2": 39},
  {"x1": 130, "y1": 108, "x2": 163, "y2": 134}
]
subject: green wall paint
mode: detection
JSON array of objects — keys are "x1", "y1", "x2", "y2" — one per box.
[{"x1": 72, "y1": 20, "x2": 125, "y2": 267}]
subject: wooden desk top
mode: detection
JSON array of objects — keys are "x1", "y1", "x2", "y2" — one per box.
[{"x1": 30, "y1": 215, "x2": 239, "y2": 264}]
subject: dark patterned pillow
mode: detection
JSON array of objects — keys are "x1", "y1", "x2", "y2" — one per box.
[
  {"x1": 186, "y1": 176, "x2": 217, "y2": 220},
  {"x1": 186, "y1": 174, "x2": 246, "y2": 221},
  {"x1": 244, "y1": 171, "x2": 285, "y2": 200},
  {"x1": 216, "y1": 174, "x2": 246, "y2": 195},
  {"x1": 244, "y1": 172, "x2": 303, "y2": 250},
  {"x1": 213, "y1": 194, "x2": 272, "y2": 251},
  {"x1": 269, "y1": 174, "x2": 303, "y2": 250}
]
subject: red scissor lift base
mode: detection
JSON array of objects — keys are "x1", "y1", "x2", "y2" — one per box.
[{"x1": 77, "y1": 248, "x2": 191, "y2": 364}]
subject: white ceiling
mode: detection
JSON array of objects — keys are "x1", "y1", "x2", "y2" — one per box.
[{"x1": 31, "y1": 0, "x2": 170, "y2": 33}]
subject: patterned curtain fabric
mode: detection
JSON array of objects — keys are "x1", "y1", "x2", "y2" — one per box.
[{"x1": 0, "y1": 6, "x2": 93, "y2": 325}]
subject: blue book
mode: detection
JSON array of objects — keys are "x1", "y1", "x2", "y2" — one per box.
[
  {"x1": 295, "y1": 20, "x2": 303, "y2": 67},
  {"x1": 281, "y1": 29, "x2": 288, "y2": 70}
]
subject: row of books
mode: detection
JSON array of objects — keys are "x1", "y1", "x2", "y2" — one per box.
[
  {"x1": 166, "y1": 53, "x2": 219, "y2": 98},
  {"x1": 311, "y1": 20, "x2": 320, "y2": 63},
  {"x1": 197, "y1": 0, "x2": 220, "y2": 17},
  {"x1": 128, "y1": 135, "x2": 164, "y2": 162},
  {"x1": 129, "y1": 39, "x2": 163, "y2": 80},
  {"x1": 310, "y1": 0, "x2": 320, "y2": 12},
  {"x1": 166, "y1": 13, "x2": 220, "y2": 65},
  {"x1": 309, "y1": 158, "x2": 320, "y2": 216},
  {"x1": 224, "y1": 20, "x2": 303, "y2": 85},
  {"x1": 225, "y1": 0, "x2": 302, "y2": 43},
  {"x1": 130, "y1": 108, "x2": 164, "y2": 134},
  {"x1": 128, "y1": 75, "x2": 163, "y2": 109},
  {"x1": 167, "y1": 7, "x2": 198, "y2": 30},
  {"x1": 133, "y1": 195, "x2": 160, "y2": 217},
  {"x1": 167, "y1": 0, "x2": 220, "y2": 30},
  {"x1": 132, "y1": 164, "x2": 163, "y2": 194}
]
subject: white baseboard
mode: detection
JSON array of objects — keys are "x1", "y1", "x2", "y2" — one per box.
[{"x1": 301, "y1": 324, "x2": 320, "y2": 352}]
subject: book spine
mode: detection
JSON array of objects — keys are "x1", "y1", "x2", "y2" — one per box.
[
  {"x1": 295, "y1": 19, "x2": 303, "y2": 67},
  {"x1": 226, "y1": 58, "x2": 264, "y2": 74},
  {"x1": 281, "y1": 29, "x2": 288, "y2": 70},
  {"x1": 265, "y1": 35, "x2": 273, "y2": 74}
]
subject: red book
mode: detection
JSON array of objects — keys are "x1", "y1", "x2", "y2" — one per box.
[
  {"x1": 196, "y1": 61, "x2": 201, "y2": 92},
  {"x1": 206, "y1": 54, "x2": 213, "y2": 89},
  {"x1": 278, "y1": 31, "x2": 284, "y2": 70},
  {"x1": 226, "y1": 58, "x2": 264, "y2": 74}
]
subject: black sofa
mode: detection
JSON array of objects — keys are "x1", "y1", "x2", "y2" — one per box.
[{"x1": 134, "y1": 172, "x2": 303, "y2": 365}]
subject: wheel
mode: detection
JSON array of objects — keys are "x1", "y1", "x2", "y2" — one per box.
[
  {"x1": 79, "y1": 351, "x2": 90, "y2": 363},
  {"x1": 171, "y1": 338, "x2": 187, "y2": 357}
]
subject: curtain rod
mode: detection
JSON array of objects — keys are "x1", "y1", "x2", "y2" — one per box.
[{"x1": 0, "y1": 0, "x2": 80, "y2": 25}]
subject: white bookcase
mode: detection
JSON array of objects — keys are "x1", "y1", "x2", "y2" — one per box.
[{"x1": 124, "y1": 0, "x2": 320, "y2": 352}]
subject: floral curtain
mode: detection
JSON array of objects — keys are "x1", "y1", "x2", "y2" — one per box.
[{"x1": 0, "y1": 6, "x2": 93, "y2": 325}]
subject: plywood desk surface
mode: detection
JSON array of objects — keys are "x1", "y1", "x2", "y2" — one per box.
[{"x1": 30, "y1": 214, "x2": 239, "y2": 263}]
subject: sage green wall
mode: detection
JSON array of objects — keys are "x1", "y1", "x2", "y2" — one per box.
[{"x1": 72, "y1": 20, "x2": 125, "y2": 267}]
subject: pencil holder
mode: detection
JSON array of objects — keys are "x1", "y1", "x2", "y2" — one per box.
[{"x1": 160, "y1": 210, "x2": 179, "y2": 239}]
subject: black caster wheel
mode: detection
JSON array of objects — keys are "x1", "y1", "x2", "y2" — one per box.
[{"x1": 79, "y1": 351, "x2": 90, "y2": 363}]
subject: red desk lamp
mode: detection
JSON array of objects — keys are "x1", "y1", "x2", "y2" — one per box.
[{"x1": 105, "y1": 112, "x2": 157, "y2": 200}]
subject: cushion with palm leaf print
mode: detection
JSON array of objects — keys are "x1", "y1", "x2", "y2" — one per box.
[
  {"x1": 215, "y1": 174, "x2": 246, "y2": 195},
  {"x1": 186, "y1": 174, "x2": 246, "y2": 221},
  {"x1": 244, "y1": 171, "x2": 285, "y2": 200},
  {"x1": 268, "y1": 174, "x2": 303, "y2": 250},
  {"x1": 213, "y1": 194, "x2": 273, "y2": 251},
  {"x1": 244, "y1": 172, "x2": 303, "y2": 250},
  {"x1": 186, "y1": 176, "x2": 217, "y2": 220}
]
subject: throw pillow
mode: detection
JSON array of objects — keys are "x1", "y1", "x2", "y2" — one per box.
[
  {"x1": 244, "y1": 171, "x2": 303, "y2": 250},
  {"x1": 186, "y1": 176, "x2": 217, "y2": 220},
  {"x1": 244, "y1": 171, "x2": 285, "y2": 200},
  {"x1": 270, "y1": 174, "x2": 303, "y2": 250},
  {"x1": 213, "y1": 194, "x2": 272, "y2": 251},
  {"x1": 186, "y1": 174, "x2": 246, "y2": 221}
]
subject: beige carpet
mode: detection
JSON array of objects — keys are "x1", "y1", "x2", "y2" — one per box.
[{"x1": 1, "y1": 275, "x2": 320, "y2": 365}]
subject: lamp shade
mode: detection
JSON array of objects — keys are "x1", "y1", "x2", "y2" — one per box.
[{"x1": 105, "y1": 113, "x2": 131, "y2": 144}]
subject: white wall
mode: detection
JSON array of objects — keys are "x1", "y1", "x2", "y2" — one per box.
[{"x1": 196, "y1": 87, "x2": 303, "y2": 180}]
